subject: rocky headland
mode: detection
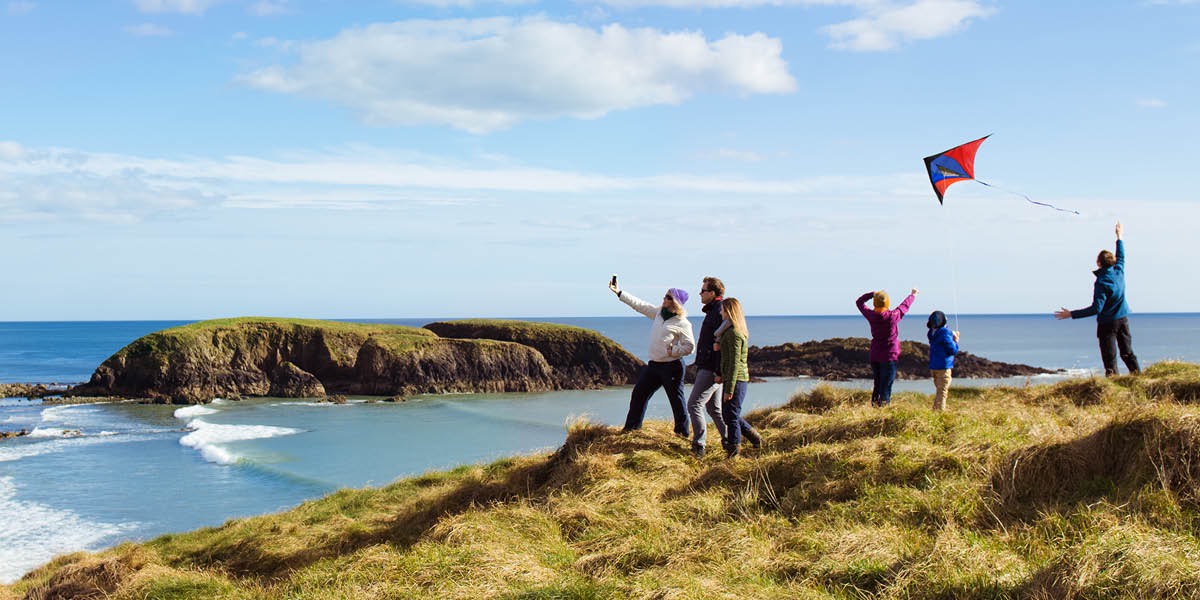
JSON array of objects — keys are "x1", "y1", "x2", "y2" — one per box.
[
  {"x1": 67, "y1": 317, "x2": 642, "y2": 404},
  {"x1": 748, "y1": 337, "x2": 1056, "y2": 380}
]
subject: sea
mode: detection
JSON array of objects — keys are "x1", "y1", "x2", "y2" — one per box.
[{"x1": 2, "y1": 314, "x2": 1199, "y2": 583}]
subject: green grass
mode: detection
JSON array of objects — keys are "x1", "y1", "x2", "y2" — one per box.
[{"x1": 10, "y1": 366, "x2": 1200, "y2": 599}]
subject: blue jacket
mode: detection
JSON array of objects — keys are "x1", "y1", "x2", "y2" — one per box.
[
  {"x1": 1071, "y1": 240, "x2": 1130, "y2": 324},
  {"x1": 693, "y1": 298, "x2": 723, "y2": 371},
  {"x1": 927, "y1": 327, "x2": 958, "y2": 370}
]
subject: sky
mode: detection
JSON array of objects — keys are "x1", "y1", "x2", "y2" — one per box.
[{"x1": 1, "y1": 0, "x2": 1197, "y2": 320}]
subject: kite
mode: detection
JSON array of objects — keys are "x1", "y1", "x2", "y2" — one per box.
[{"x1": 923, "y1": 135, "x2": 1079, "y2": 214}]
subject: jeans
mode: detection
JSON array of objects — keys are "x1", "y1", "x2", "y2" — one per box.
[
  {"x1": 1097, "y1": 317, "x2": 1140, "y2": 376},
  {"x1": 687, "y1": 368, "x2": 725, "y2": 447},
  {"x1": 625, "y1": 360, "x2": 688, "y2": 435},
  {"x1": 871, "y1": 360, "x2": 897, "y2": 406},
  {"x1": 721, "y1": 380, "x2": 752, "y2": 451}
]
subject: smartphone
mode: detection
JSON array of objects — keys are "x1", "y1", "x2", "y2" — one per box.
[{"x1": 610, "y1": 274, "x2": 618, "y2": 287}]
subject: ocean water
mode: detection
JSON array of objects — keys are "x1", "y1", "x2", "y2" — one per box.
[{"x1": 1, "y1": 314, "x2": 1199, "y2": 582}]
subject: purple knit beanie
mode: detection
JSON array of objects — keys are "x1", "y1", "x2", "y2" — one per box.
[{"x1": 668, "y1": 288, "x2": 689, "y2": 305}]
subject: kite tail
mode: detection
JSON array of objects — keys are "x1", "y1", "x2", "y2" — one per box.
[{"x1": 975, "y1": 180, "x2": 1080, "y2": 215}]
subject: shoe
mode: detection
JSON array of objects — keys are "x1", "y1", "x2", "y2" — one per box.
[
  {"x1": 725, "y1": 445, "x2": 740, "y2": 459},
  {"x1": 675, "y1": 430, "x2": 690, "y2": 440},
  {"x1": 744, "y1": 427, "x2": 762, "y2": 449},
  {"x1": 692, "y1": 443, "x2": 705, "y2": 459}
]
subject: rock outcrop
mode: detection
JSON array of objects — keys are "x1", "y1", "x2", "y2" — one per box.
[
  {"x1": 0, "y1": 383, "x2": 60, "y2": 399},
  {"x1": 748, "y1": 337, "x2": 1056, "y2": 380},
  {"x1": 69, "y1": 317, "x2": 641, "y2": 404},
  {"x1": 425, "y1": 320, "x2": 642, "y2": 388}
]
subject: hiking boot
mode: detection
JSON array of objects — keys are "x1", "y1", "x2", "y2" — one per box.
[
  {"x1": 725, "y1": 445, "x2": 740, "y2": 459},
  {"x1": 744, "y1": 427, "x2": 762, "y2": 449},
  {"x1": 691, "y1": 443, "x2": 705, "y2": 459}
]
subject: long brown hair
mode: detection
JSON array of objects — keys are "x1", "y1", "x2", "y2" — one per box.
[{"x1": 722, "y1": 297, "x2": 749, "y2": 338}]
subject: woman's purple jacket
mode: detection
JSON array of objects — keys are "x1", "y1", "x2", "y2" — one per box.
[{"x1": 856, "y1": 292, "x2": 916, "y2": 362}]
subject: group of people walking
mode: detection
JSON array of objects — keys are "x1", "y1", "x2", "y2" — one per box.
[{"x1": 609, "y1": 222, "x2": 1139, "y2": 458}]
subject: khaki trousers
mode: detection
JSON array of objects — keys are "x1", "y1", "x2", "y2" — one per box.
[{"x1": 932, "y1": 369, "x2": 952, "y2": 411}]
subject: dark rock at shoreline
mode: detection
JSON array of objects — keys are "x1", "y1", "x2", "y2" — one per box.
[
  {"x1": 68, "y1": 317, "x2": 642, "y2": 404},
  {"x1": 747, "y1": 337, "x2": 1057, "y2": 380},
  {"x1": 425, "y1": 320, "x2": 642, "y2": 389},
  {"x1": 0, "y1": 383, "x2": 62, "y2": 399},
  {"x1": 269, "y1": 361, "x2": 326, "y2": 398},
  {"x1": 0, "y1": 428, "x2": 30, "y2": 440}
]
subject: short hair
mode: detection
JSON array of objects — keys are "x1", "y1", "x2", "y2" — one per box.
[
  {"x1": 703, "y1": 276, "x2": 725, "y2": 296},
  {"x1": 1097, "y1": 250, "x2": 1116, "y2": 268}
]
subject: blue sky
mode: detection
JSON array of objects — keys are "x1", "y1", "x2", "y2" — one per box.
[{"x1": 1, "y1": 0, "x2": 1196, "y2": 320}]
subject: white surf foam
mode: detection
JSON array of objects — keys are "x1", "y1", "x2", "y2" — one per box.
[
  {"x1": 179, "y1": 419, "x2": 302, "y2": 465},
  {"x1": 0, "y1": 476, "x2": 136, "y2": 584},
  {"x1": 173, "y1": 405, "x2": 219, "y2": 419},
  {"x1": 28, "y1": 427, "x2": 84, "y2": 438},
  {"x1": 210, "y1": 398, "x2": 231, "y2": 405}
]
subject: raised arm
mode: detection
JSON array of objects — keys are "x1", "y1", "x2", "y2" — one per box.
[
  {"x1": 856, "y1": 292, "x2": 875, "y2": 318},
  {"x1": 616, "y1": 290, "x2": 659, "y2": 319},
  {"x1": 895, "y1": 289, "x2": 918, "y2": 318}
]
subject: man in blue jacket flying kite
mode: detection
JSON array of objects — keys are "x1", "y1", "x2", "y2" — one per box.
[{"x1": 1055, "y1": 222, "x2": 1141, "y2": 376}]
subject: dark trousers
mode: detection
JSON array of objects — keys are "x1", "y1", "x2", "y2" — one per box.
[
  {"x1": 722, "y1": 380, "x2": 751, "y2": 451},
  {"x1": 624, "y1": 360, "x2": 688, "y2": 435},
  {"x1": 1097, "y1": 317, "x2": 1140, "y2": 376},
  {"x1": 871, "y1": 360, "x2": 897, "y2": 406}
]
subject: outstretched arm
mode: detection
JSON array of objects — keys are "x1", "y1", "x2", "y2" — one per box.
[
  {"x1": 895, "y1": 288, "x2": 918, "y2": 318},
  {"x1": 613, "y1": 286, "x2": 658, "y2": 319}
]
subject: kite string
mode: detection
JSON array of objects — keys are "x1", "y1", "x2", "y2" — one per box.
[
  {"x1": 945, "y1": 202, "x2": 961, "y2": 333},
  {"x1": 975, "y1": 180, "x2": 1080, "y2": 215}
]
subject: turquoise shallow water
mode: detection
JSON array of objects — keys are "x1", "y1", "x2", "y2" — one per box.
[{"x1": 2, "y1": 314, "x2": 1199, "y2": 582}]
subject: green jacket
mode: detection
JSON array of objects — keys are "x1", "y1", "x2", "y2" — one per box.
[{"x1": 719, "y1": 328, "x2": 750, "y2": 396}]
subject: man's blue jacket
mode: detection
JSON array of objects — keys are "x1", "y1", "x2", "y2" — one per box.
[{"x1": 1071, "y1": 240, "x2": 1130, "y2": 324}]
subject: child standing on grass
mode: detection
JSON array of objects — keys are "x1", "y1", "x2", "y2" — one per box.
[
  {"x1": 926, "y1": 310, "x2": 959, "y2": 411},
  {"x1": 857, "y1": 288, "x2": 918, "y2": 407}
]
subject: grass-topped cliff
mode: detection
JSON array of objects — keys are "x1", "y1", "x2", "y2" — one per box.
[
  {"x1": 12, "y1": 362, "x2": 1200, "y2": 599},
  {"x1": 69, "y1": 317, "x2": 641, "y2": 403}
]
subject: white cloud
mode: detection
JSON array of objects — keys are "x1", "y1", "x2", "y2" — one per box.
[
  {"x1": 823, "y1": 0, "x2": 994, "y2": 51},
  {"x1": 1137, "y1": 98, "x2": 1167, "y2": 109},
  {"x1": 0, "y1": 143, "x2": 910, "y2": 221},
  {"x1": 248, "y1": 0, "x2": 289, "y2": 15},
  {"x1": 711, "y1": 148, "x2": 766, "y2": 162},
  {"x1": 0, "y1": 141, "x2": 24, "y2": 160},
  {"x1": 6, "y1": 1, "x2": 35, "y2": 15},
  {"x1": 594, "y1": 0, "x2": 994, "y2": 51},
  {"x1": 124, "y1": 22, "x2": 173, "y2": 37},
  {"x1": 239, "y1": 17, "x2": 797, "y2": 133},
  {"x1": 400, "y1": 0, "x2": 536, "y2": 5},
  {"x1": 133, "y1": 0, "x2": 221, "y2": 14}
]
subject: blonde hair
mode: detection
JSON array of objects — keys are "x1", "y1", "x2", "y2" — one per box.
[
  {"x1": 873, "y1": 291, "x2": 890, "y2": 313},
  {"x1": 722, "y1": 297, "x2": 749, "y2": 338}
]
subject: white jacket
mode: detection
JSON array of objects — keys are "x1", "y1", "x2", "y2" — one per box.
[{"x1": 619, "y1": 291, "x2": 696, "y2": 362}]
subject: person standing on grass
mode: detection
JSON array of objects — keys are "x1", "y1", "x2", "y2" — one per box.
[
  {"x1": 609, "y1": 280, "x2": 695, "y2": 436},
  {"x1": 1055, "y1": 221, "x2": 1141, "y2": 376},
  {"x1": 685, "y1": 276, "x2": 728, "y2": 458},
  {"x1": 716, "y1": 298, "x2": 759, "y2": 459},
  {"x1": 926, "y1": 310, "x2": 959, "y2": 411},
  {"x1": 857, "y1": 288, "x2": 918, "y2": 407},
  {"x1": 687, "y1": 277, "x2": 760, "y2": 458}
]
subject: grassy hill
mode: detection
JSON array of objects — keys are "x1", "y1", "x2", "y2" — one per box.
[{"x1": 8, "y1": 363, "x2": 1200, "y2": 599}]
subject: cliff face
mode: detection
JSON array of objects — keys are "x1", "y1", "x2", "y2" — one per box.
[
  {"x1": 70, "y1": 317, "x2": 639, "y2": 404},
  {"x1": 425, "y1": 319, "x2": 642, "y2": 388},
  {"x1": 748, "y1": 337, "x2": 1055, "y2": 380}
]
